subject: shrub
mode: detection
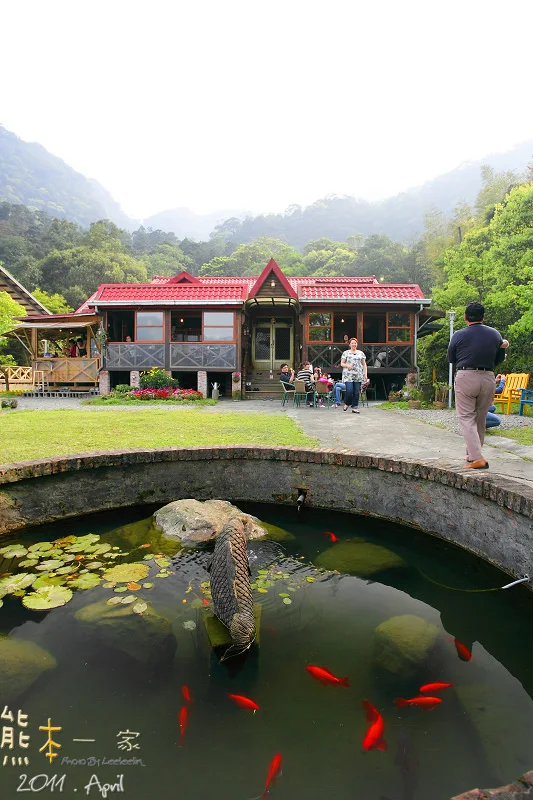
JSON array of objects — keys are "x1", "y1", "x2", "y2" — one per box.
[
  {"x1": 114, "y1": 384, "x2": 134, "y2": 394},
  {"x1": 139, "y1": 368, "x2": 180, "y2": 390}
]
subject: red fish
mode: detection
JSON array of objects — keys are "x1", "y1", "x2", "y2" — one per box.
[
  {"x1": 362, "y1": 700, "x2": 387, "y2": 752},
  {"x1": 394, "y1": 696, "x2": 442, "y2": 711},
  {"x1": 419, "y1": 682, "x2": 453, "y2": 693},
  {"x1": 178, "y1": 705, "x2": 188, "y2": 746},
  {"x1": 453, "y1": 638, "x2": 472, "y2": 661},
  {"x1": 181, "y1": 685, "x2": 192, "y2": 704},
  {"x1": 202, "y1": 598, "x2": 210, "y2": 606},
  {"x1": 324, "y1": 531, "x2": 338, "y2": 542},
  {"x1": 306, "y1": 665, "x2": 350, "y2": 687},
  {"x1": 227, "y1": 693, "x2": 260, "y2": 712},
  {"x1": 261, "y1": 753, "x2": 282, "y2": 798}
]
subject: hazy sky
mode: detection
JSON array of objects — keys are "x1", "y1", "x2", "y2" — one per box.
[{"x1": 2, "y1": 0, "x2": 532, "y2": 219}]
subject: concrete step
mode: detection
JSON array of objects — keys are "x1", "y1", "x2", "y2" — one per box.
[{"x1": 245, "y1": 391, "x2": 284, "y2": 401}]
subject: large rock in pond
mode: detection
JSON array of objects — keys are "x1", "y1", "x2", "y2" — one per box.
[
  {"x1": 315, "y1": 541, "x2": 405, "y2": 577},
  {"x1": 373, "y1": 614, "x2": 439, "y2": 677},
  {"x1": 0, "y1": 636, "x2": 56, "y2": 700},
  {"x1": 153, "y1": 499, "x2": 267, "y2": 544},
  {"x1": 75, "y1": 600, "x2": 176, "y2": 667}
]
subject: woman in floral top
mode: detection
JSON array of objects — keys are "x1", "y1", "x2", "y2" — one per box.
[{"x1": 340, "y1": 337, "x2": 367, "y2": 413}]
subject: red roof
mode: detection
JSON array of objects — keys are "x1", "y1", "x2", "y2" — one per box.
[
  {"x1": 86, "y1": 266, "x2": 429, "y2": 307},
  {"x1": 91, "y1": 283, "x2": 247, "y2": 303}
]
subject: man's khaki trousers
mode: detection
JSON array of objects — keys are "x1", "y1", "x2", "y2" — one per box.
[{"x1": 454, "y1": 370, "x2": 495, "y2": 462}]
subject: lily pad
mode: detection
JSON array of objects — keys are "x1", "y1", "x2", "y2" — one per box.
[
  {"x1": 282, "y1": 597, "x2": 292, "y2": 605},
  {"x1": 0, "y1": 544, "x2": 28, "y2": 559},
  {"x1": 183, "y1": 620, "x2": 197, "y2": 631},
  {"x1": 0, "y1": 573, "x2": 37, "y2": 595},
  {"x1": 23, "y1": 585, "x2": 73, "y2": 610},
  {"x1": 28, "y1": 542, "x2": 54, "y2": 553},
  {"x1": 120, "y1": 595, "x2": 137, "y2": 604},
  {"x1": 154, "y1": 557, "x2": 171, "y2": 568},
  {"x1": 127, "y1": 582, "x2": 141, "y2": 591},
  {"x1": 33, "y1": 575, "x2": 66, "y2": 589},
  {"x1": 102, "y1": 563, "x2": 150, "y2": 584},
  {"x1": 106, "y1": 597, "x2": 123, "y2": 605},
  {"x1": 114, "y1": 586, "x2": 128, "y2": 593},
  {"x1": 35, "y1": 560, "x2": 63, "y2": 572},
  {"x1": 69, "y1": 573, "x2": 101, "y2": 590},
  {"x1": 66, "y1": 535, "x2": 101, "y2": 552},
  {"x1": 142, "y1": 583, "x2": 154, "y2": 589},
  {"x1": 56, "y1": 565, "x2": 78, "y2": 575},
  {"x1": 19, "y1": 559, "x2": 39, "y2": 568},
  {"x1": 132, "y1": 602, "x2": 148, "y2": 615},
  {"x1": 85, "y1": 562, "x2": 104, "y2": 571},
  {"x1": 84, "y1": 543, "x2": 112, "y2": 555}
]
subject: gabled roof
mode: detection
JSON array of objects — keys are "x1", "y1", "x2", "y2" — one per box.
[
  {"x1": 248, "y1": 258, "x2": 297, "y2": 299},
  {"x1": 84, "y1": 263, "x2": 430, "y2": 308},
  {"x1": 0, "y1": 264, "x2": 50, "y2": 315}
]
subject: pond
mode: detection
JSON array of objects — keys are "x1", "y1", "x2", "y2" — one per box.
[{"x1": 0, "y1": 502, "x2": 532, "y2": 800}]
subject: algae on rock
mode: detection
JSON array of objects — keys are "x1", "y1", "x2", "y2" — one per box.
[
  {"x1": 75, "y1": 599, "x2": 176, "y2": 666},
  {"x1": 154, "y1": 499, "x2": 267, "y2": 544},
  {"x1": 0, "y1": 637, "x2": 57, "y2": 700},
  {"x1": 315, "y1": 541, "x2": 405, "y2": 577},
  {"x1": 373, "y1": 614, "x2": 439, "y2": 677}
]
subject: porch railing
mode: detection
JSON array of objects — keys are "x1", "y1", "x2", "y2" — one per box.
[
  {"x1": 0, "y1": 366, "x2": 33, "y2": 389},
  {"x1": 307, "y1": 344, "x2": 413, "y2": 371}
]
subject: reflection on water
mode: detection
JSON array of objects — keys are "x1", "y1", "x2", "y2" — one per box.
[{"x1": 1, "y1": 502, "x2": 533, "y2": 799}]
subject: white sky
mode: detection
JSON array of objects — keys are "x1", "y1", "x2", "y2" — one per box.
[{"x1": 2, "y1": 0, "x2": 532, "y2": 219}]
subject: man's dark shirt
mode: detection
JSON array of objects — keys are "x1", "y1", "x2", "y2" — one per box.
[{"x1": 447, "y1": 323, "x2": 505, "y2": 370}]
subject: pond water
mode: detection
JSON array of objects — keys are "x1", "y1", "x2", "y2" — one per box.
[{"x1": 1, "y1": 503, "x2": 533, "y2": 800}]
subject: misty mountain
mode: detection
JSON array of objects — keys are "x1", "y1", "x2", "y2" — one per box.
[
  {"x1": 142, "y1": 206, "x2": 244, "y2": 242},
  {"x1": 211, "y1": 140, "x2": 533, "y2": 248},
  {"x1": 0, "y1": 125, "x2": 133, "y2": 229}
]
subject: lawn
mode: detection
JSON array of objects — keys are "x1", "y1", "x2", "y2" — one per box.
[
  {"x1": 0, "y1": 408, "x2": 318, "y2": 465},
  {"x1": 487, "y1": 425, "x2": 533, "y2": 446}
]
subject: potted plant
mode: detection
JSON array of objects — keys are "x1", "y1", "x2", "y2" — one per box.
[
  {"x1": 388, "y1": 390, "x2": 402, "y2": 403},
  {"x1": 407, "y1": 388, "x2": 422, "y2": 409},
  {"x1": 433, "y1": 381, "x2": 451, "y2": 408}
]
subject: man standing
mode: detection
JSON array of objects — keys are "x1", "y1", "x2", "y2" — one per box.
[
  {"x1": 447, "y1": 302, "x2": 508, "y2": 470},
  {"x1": 340, "y1": 337, "x2": 368, "y2": 414}
]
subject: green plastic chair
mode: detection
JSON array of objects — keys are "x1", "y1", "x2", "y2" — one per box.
[{"x1": 280, "y1": 381, "x2": 295, "y2": 406}]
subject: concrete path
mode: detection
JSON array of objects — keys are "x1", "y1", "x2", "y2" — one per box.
[{"x1": 9, "y1": 396, "x2": 533, "y2": 487}]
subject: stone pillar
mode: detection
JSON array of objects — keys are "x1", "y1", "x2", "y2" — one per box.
[
  {"x1": 197, "y1": 370, "x2": 207, "y2": 399},
  {"x1": 231, "y1": 372, "x2": 242, "y2": 401},
  {"x1": 130, "y1": 371, "x2": 140, "y2": 388},
  {"x1": 99, "y1": 370, "x2": 110, "y2": 396}
]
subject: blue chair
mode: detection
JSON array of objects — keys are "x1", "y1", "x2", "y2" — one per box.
[{"x1": 519, "y1": 388, "x2": 533, "y2": 416}]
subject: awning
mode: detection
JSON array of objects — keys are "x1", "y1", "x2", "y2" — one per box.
[{"x1": 9, "y1": 314, "x2": 101, "y2": 331}]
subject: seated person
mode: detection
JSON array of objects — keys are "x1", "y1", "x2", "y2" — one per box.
[
  {"x1": 313, "y1": 367, "x2": 322, "y2": 382},
  {"x1": 373, "y1": 350, "x2": 387, "y2": 367},
  {"x1": 77, "y1": 337, "x2": 87, "y2": 357},
  {"x1": 68, "y1": 338, "x2": 77, "y2": 358},
  {"x1": 296, "y1": 361, "x2": 315, "y2": 406},
  {"x1": 495, "y1": 374, "x2": 506, "y2": 394},
  {"x1": 334, "y1": 380, "x2": 346, "y2": 406},
  {"x1": 486, "y1": 404, "x2": 501, "y2": 429},
  {"x1": 318, "y1": 372, "x2": 334, "y2": 388},
  {"x1": 279, "y1": 363, "x2": 295, "y2": 388},
  {"x1": 125, "y1": 335, "x2": 133, "y2": 343}
]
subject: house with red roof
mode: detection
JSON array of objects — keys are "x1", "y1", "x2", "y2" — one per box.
[{"x1": 9, "y1": 259, "x2": 440, "y2": 398}]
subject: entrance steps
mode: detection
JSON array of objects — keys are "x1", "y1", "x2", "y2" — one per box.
[{"x1": 244, "y1": 369, "x2": 284, "y2": 401}]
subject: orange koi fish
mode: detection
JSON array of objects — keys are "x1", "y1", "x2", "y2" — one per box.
[
  {"x1": 261, "y1": 753, "x2": 282, "y2": 798},
  {"x1": 453, "y1": 638, "x2": 472, "y2": 661},
  {"x1": 181, "y1": 685, "x2": 192, "y2": 704},
  {"x1": 394, "y1": 696, "x2": 442, "y2": 711},
  {"x1": 202, "y1": 598, "x2": 210, "y2": 606},
  {"x1": 227, "y1": 693, "x2": 260, "y2": 712},
  {"x1": 324, "y1": 531, "x2": 338, "y2": 542},
  {"x1": 419, "y1": 682, "x2": 453, "y2": 693},
  {"x1": 362, "y1": 700, "x2": 387, "y2": 752},
  {"x1": 306, "y1": 665, "x2": 350, "y2": 687},
  {"x1": 178, "y1": 705, "x2": 188, "y2": 746}
]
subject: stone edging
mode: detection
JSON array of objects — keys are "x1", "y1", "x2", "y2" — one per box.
[
  {"x1": 1, "y1": 446, "x2": 532, "y2": 518},
  {"x1": 452, "y1": 770, "x2": 533, "y2": 799}
]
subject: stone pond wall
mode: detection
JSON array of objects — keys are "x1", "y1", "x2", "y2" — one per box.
[
  {"x1": 0, "y1": 446, "x2": 532, "y2": 584},
  {"x1": 1, "y1": 446, "x2": 533, "y2": 799}
]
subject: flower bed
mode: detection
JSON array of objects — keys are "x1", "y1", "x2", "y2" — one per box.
[{"x1": 86, "y1": 387, "x2": 213, "y2": 405}]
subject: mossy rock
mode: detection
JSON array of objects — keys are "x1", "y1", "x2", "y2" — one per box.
[
  {"x1": 315, "y1": 541, "x2": 405, "y2": 577},
  {"x1": 204, "y1": 604, "x2": 262, "y2": 649},
  {"x1": 110, "y1": 518, "x2": 182, "y2": 557},
  {"x1": 373, "y1": 614, "x2": 439, "y2": 677},
  {"x1": 154, "y1": 499, "x2": 267, "y2": 544},
  {"x1": 75, "y1": 600, "x2": 176, "y2": 666},
  {"x1": 256, "y1": 522, "x2": 296, "y2": 542},
  {"x1": 0, "y1": 637, "x2": 56, "y2": 700}
]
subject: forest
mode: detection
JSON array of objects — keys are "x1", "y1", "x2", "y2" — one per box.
[{"x1": 1, "y1": 162, "x2": 532, "y2": 381}]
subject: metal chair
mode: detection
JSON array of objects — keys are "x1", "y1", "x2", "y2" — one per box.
[
  {"x1": 519, "y1": 388, "x2": 533, "y2": 416},
  {"x1": 280, "y1": 381, "x2": 295, "y2": 407}
]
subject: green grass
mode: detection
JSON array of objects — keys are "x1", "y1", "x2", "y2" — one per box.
[
  {"x1": 487, "y1": 424, "x2": 533, "y2": 446},
  {"x1": 0, "y1": 408, "x2": 318, "y2": 465}
]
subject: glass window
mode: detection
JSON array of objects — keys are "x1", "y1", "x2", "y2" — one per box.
[
  {"x1": 136, "y1": 311, "x2": 164, "y2": 341},
  {"x1": 203, "y1": 327, "x2": 234, "y2": 341},
  {"x1": 308, "y1": 312, "x2": 332, "y2": 342},
  {"x1": 204, "y1": 312, "x2": 234, "y2": 327},
  {"x1": 388, "y1": 327, "x2": 411, "y2": 342},
  {"x1": 137, "y1": 312, "x2": 164, "y2": 326},
  {"x1": 387, "y1": 312, "x2": 412, "y2": 343},
  {"x1": 136, "y1": 327, "x2": 163, "y2": 341},
  {"x1": 203, "y1": 311, "x2": 234, "y2": 341},
  {"x1": 388, "y1": 313, "x2": 410, "y2": 327}
]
